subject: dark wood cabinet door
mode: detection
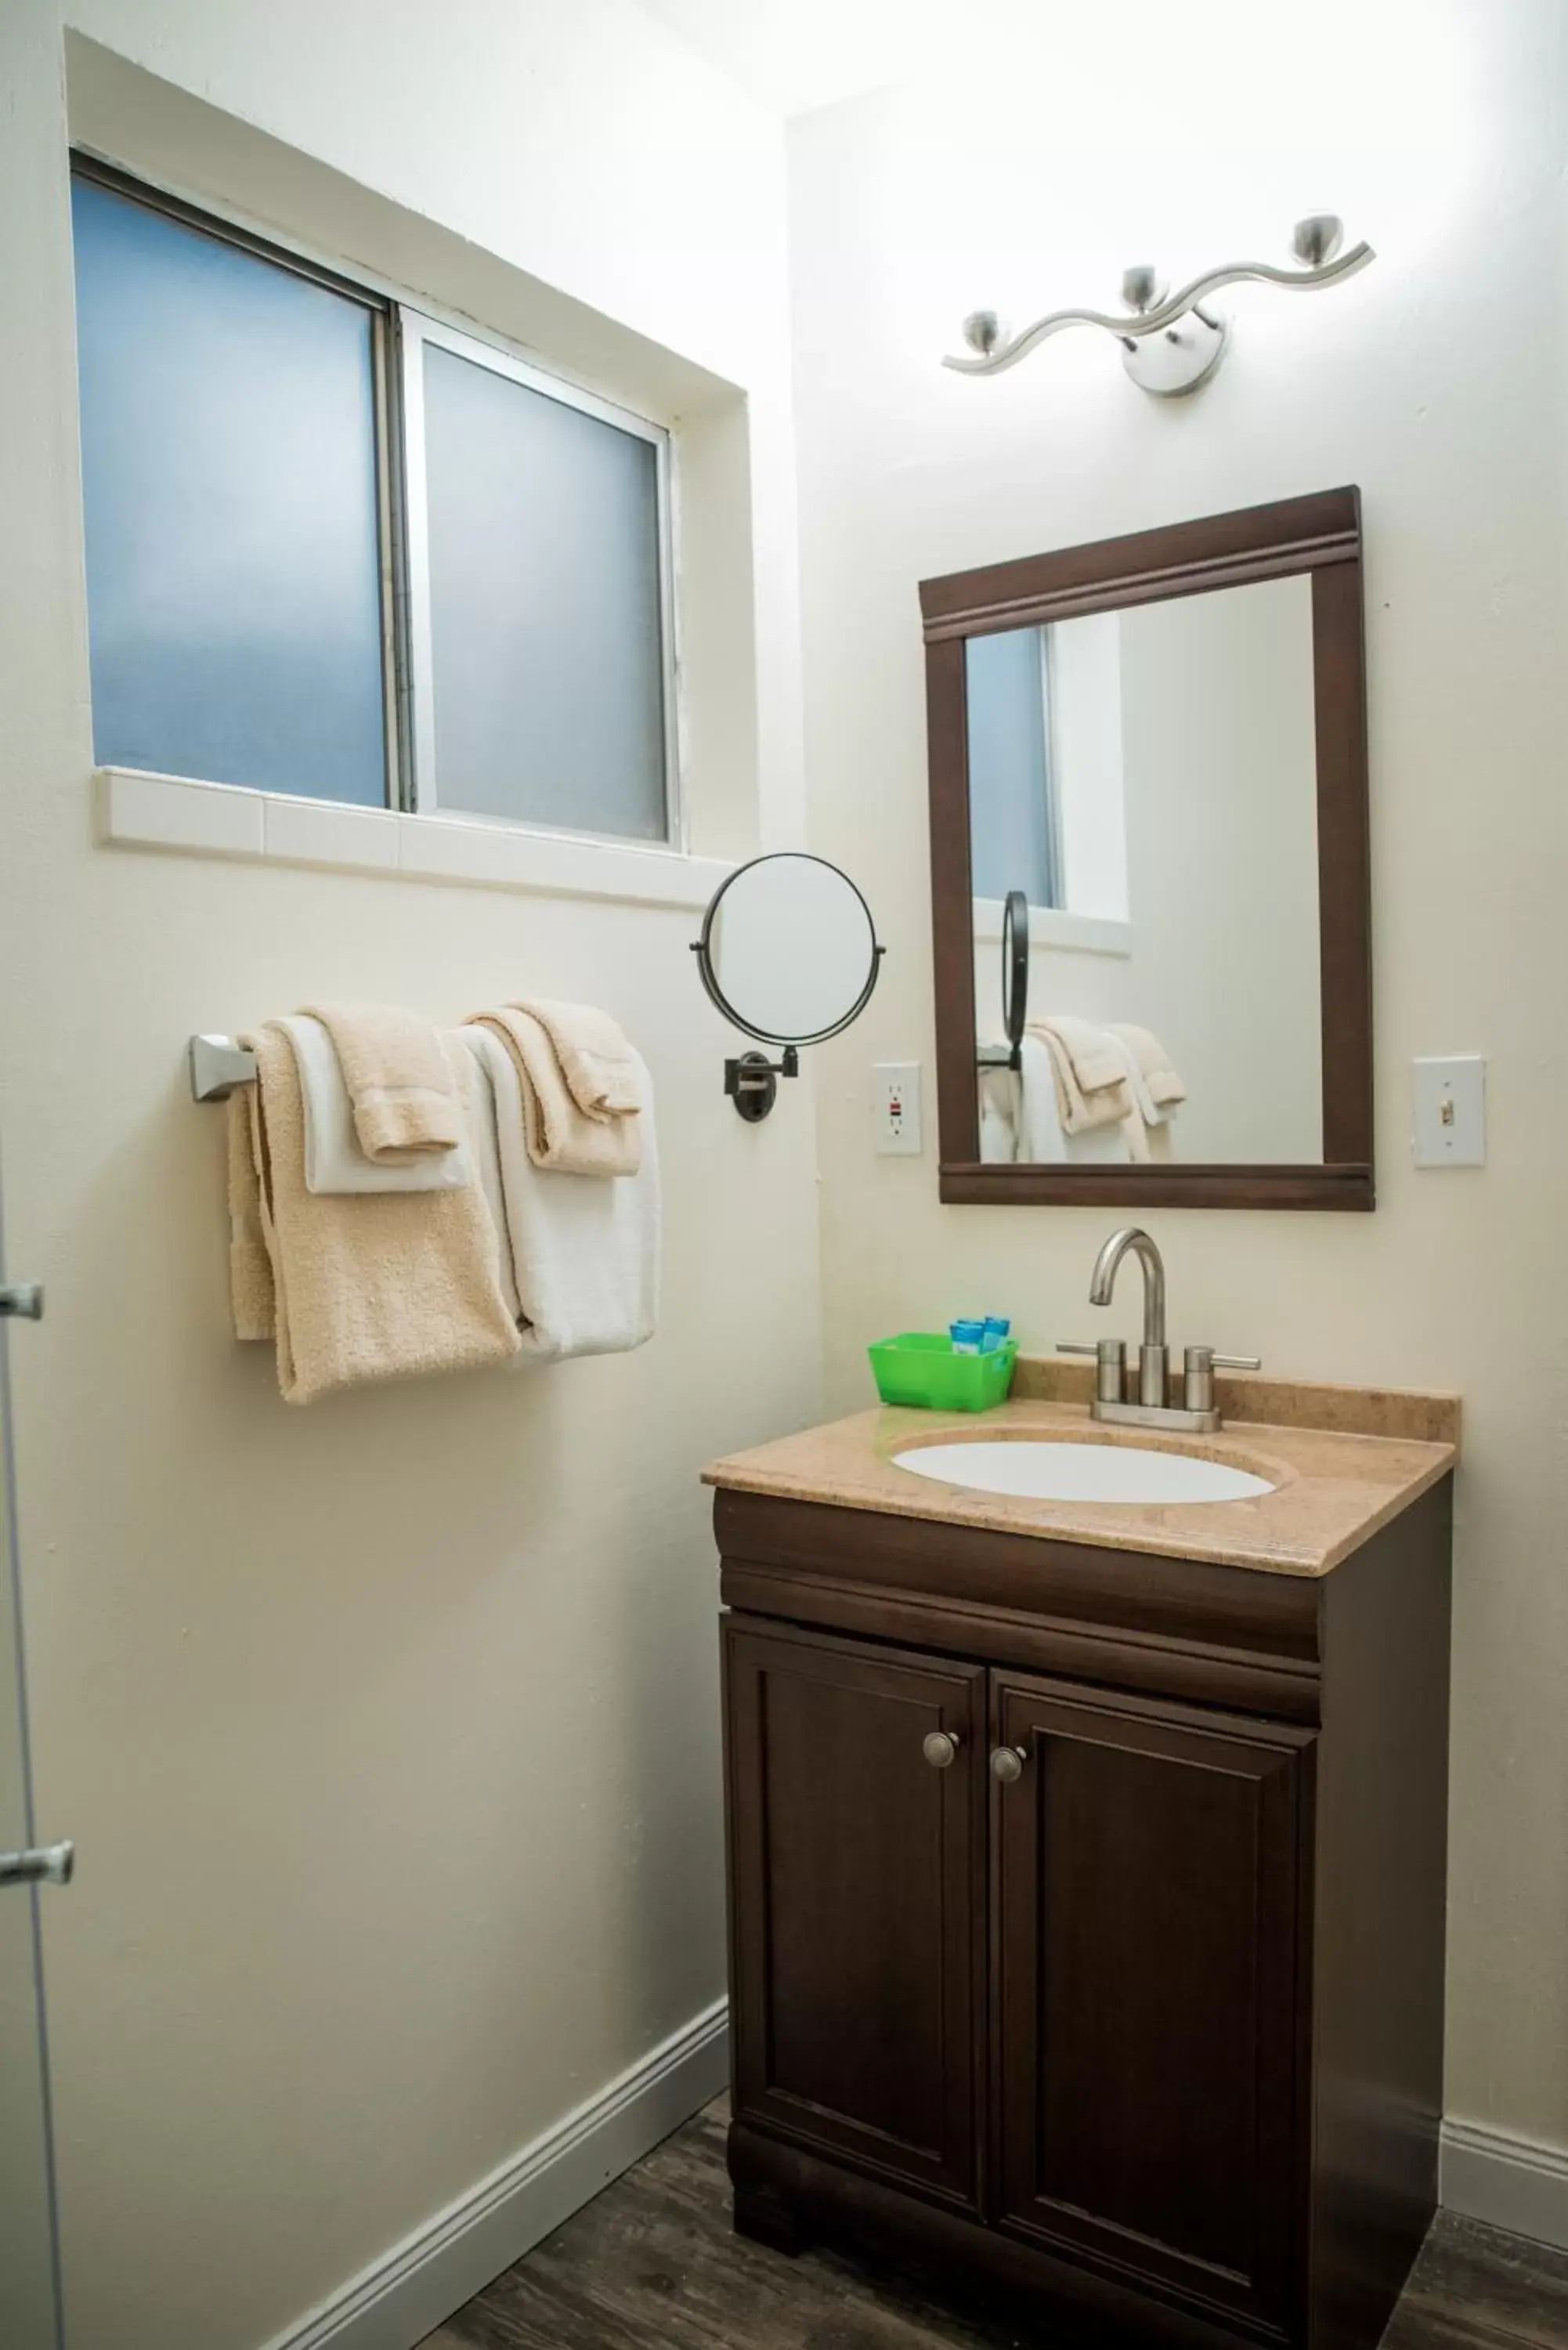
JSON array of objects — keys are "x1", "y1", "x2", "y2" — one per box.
[
  {"x1": 992, "y1": 1674, "x2": 1313, "y2": 2337},
  {"x1": 723, "y1": 1615, "x2": 987, "y2": 2212}
]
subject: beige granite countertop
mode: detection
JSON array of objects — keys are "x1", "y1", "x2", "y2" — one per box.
[{"x1": 704, "y1": 1365, "x2": 1458, "y2": 1578}]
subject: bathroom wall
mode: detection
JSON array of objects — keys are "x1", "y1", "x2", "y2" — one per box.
[
  {"x1": 0, "y1": 4, "x2": 818, "y2": 2346},
  {"x1": 790, "y1": 0, "x2": 1568, "y2": 2163}
]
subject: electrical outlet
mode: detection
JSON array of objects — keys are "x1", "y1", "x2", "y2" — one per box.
[
  {"x1": 1412, "y1": 1057, "x2": 1486, "y2": 1168},
  {"x1": 874, "y1": 1061, "x2": 923, "y2": 1155}
]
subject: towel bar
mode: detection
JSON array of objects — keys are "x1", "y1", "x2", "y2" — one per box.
[{"x1": 190, "y1": 1035, "x2": 258, "y2": 1102}]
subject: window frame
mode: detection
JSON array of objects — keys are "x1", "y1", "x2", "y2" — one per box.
[
  {"x1": 67, "y1": 151, "x2": 685, "y2": 856},
  {"x1": 396, "y1": 308, "x2": 681, "y2": 849}
]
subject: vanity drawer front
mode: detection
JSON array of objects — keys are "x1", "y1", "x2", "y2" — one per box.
[
  {"x1": 990, "y1": 1672, "x2": 1313, "y2": 2337},
  {"x1": 722, "y1": 1616, "x2": 987, "y2": 2214}
]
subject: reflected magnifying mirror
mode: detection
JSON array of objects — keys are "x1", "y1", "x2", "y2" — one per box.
[{"x1": 692, "y1": 853, "x2": 885, "y2": 1119}]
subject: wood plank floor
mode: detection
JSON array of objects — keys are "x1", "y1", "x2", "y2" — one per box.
[{"x1": 421, "y1": 2099, "x2": 1568, "y2": 2350}]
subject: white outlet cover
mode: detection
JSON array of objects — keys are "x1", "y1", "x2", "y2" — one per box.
[
  {"x1": 873, "y1": 1061, "x2": 923, "y2": 1156},
  {"x1": 1412, "y1": 1056, "x2": 1486, "y2": 1168}
]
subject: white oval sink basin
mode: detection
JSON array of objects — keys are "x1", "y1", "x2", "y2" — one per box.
[{"x1": 891, "y1": 1440, "x2": 1275, "y2": 1506}]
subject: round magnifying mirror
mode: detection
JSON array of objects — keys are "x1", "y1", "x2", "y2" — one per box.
[{"x1": 694, "y1": 853, "x2": 884, "y2": 1119}]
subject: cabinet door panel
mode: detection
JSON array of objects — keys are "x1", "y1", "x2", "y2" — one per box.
[
  {"x1": 724, "y1": 1617, "x2": 986, "y2": 2211},
  {"x1": 993, "y1": 1676, "x2": 1311, "y2": 2334}
]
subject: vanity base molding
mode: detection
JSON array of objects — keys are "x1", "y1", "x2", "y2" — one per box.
[{"x1": 717, "y1": 1477, "x2": 1452, "y2": 2350}]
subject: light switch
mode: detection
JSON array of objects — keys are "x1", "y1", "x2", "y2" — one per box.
[
  {"x1": 1412, "y1": 1057, "x2": 1485, "y2": 1168},
  {"x1": 874, "y1": 1061, "x2": 923, "y2": 1155}
]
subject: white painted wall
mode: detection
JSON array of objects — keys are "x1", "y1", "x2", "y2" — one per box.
[
  {"x1": 0, "y1": 5, "x2": 816, "y2": 2347},
  {"x1": 790, "y1": 0, "x2": 1568, "y2": 2161}
]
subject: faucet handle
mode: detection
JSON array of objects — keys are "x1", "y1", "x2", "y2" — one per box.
[
  {"x1": 1183, "y1": 1345, "x2": 1261, "y2": 1415},
  {"x1": 1059, "y1": 1337, "x2": 1125, "y2": 1406}
]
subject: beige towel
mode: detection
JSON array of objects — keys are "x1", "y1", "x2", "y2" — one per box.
[
  {"x1": 229, "y1": 1026, "x2": 519, "y2": 1403},
  {"x1": 1028, "y1": 1018, "x2": 1134, "y2": 1133},
  {"x1": 508, "y1": 998, "x2": 642, "y2": 1119},
  {"x1": 228, "y1": 1090, "x2": 274, "y2": 1342},
  {"x1": 468, "y1": 1007, "x2": 641, "y2": 1178},
  {"x1": 302, "y1": 1001, "x2": 464, "y2": 1163},
  {"x1": 1108, "y1": 1023, "x2": 1187, "y2": 1111}
]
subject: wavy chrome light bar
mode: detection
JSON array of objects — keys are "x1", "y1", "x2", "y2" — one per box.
[{"x1": 945, "y1": 215, "x2": 1375, "y2": 400}]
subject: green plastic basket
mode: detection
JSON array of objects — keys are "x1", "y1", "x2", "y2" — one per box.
[{"x1": 868, "y1": 1332, "x2": 1017, "y2": 1412}]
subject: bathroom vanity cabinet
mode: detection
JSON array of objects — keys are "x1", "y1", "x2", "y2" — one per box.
[{"x1": 714, "y1": 1471, "x2": 1452, "y2": 2350}]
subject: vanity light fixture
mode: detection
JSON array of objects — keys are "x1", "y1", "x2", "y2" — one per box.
[{"x1": 945, "y1": 214, "x2": 1374, "y2": 399}]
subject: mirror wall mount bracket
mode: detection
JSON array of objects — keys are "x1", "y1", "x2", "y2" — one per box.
[
  {"x1": 725, "y1": 1047, "x2": 799, "y2": 1125},
  {"x1": 947, "y1": 215, "x2": 1373, "y2": 400}
]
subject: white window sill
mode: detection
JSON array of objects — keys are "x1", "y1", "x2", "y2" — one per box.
[
  {"x1": 972, "y1": 896, "x2": 1132, "y2": 958},
  {"x1": 92, "y1": 768, "x2": 732, "y2": 912}
]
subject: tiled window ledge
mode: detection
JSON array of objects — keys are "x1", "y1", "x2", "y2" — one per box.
[{"x1": 93, "y1": 768, "x2": 733, "y2": 912}]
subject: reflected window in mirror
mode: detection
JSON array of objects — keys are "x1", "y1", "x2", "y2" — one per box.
[{"x1": 924, "y1": 490, "x2": 1371, "y2": 1210}]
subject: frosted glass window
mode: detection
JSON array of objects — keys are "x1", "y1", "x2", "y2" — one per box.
[
  {"x1": 70, "y1": 172, "x2": 388, "y2": 805},
  {"x1": 966, "y1": 626, "x2": 1062, "y2": 907},
  {"x1": 421, "y1": 341, "x2": 670, "y2": 841}
]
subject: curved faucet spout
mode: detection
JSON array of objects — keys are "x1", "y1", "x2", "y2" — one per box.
[{"x1": 1089, "y1": 1225, "x2": 1166, "y2": 1350}]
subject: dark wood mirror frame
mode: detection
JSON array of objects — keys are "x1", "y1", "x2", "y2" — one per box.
[{"x1": 921, "y1": 486, "x2": 1373, "y2": 1212}]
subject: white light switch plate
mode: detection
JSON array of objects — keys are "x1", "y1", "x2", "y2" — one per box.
[
  {"x1": 1412, "y1": 1056, "x2": 1486, "y2": 1168},
  {"x1": 874, "y1": 1061, "x2": 923, "y2": 1155}
]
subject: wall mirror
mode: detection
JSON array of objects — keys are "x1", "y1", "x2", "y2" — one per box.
[
  {"x1": 693, "y1": 852, "x2": 884, "y2": 1120},
  {"x1": 922, "y1": 488, "x2": 1371, "y2": 1209}
]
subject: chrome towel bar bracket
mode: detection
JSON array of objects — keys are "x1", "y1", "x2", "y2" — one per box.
[{"x1": 190, "y1": 1035, "x2": 258, "y2": 1102}]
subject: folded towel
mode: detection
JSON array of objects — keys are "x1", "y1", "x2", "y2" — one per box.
[
  {"x1": 461, "y1": 1027, "x2": 659, "y2": 1361},
  {"x1": 302, "y1": 1001, "x2": 464, "y2": 1163},
  {"x1": 1028, "y1": 1017, "x2": 1135, "y2": 1133},
  {"x1": 468, "y1": 1007, "x2": 641, "y2": 1178},
  {"x1": 508, "y1": 998, "x2": 642, "y2": 1120},
  {"x1": 1107, "y1": 1022, "x2": 1187, "y2": 1112},
  {"x1": 229, "y1": 1025, "x2": 519, "y2": 1402},
  {"x1": 276, "y1": 1015, "x2": 475, "y2": 1195},
  {"x1": 1102, "y1": 1031, "x2": 1176, "y2": 1163},
  {"x1": 1017, "y1": 1033, "x2": 1132, "y2": 1164}
]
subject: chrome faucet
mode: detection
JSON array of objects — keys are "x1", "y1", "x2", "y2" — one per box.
[
  {"x1": 1090, "y1": 1226, "x2": 1169, "y2": 1408},
  {"x1": 1060, "y1": 1226, "x2": 1259, "y2": 1433}
]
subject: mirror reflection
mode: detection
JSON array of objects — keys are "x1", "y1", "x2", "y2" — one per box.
[
  {"x1": 968, "y1": 573, "x2": 1322, "y2": 1166},
  {"x1": 703, "y1": 852, "x2": 880, "y2": 1045}
]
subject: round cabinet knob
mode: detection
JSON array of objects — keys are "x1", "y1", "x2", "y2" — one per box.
[
  {"x1": 990, "y1": 1744, "x2": 1028, "y2": 1784},
  {"x1": 922, "y1": 1730, "x2": 960, "y2": 1770}
]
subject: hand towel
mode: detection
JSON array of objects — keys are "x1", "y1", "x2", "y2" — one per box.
[
  {"x1": 508, "y1": 998, "x2": 642, "y2": 1120},
  {"x1": 1028, "y1": 1017, "x2": 1135, "y2": 1133},
  {"x1": 277, "y1": 1015, "x2": 474, "y2": 1196},
  {"x1": 1103, "y1": 1030, "x2": 1177, "y2": 1164},
  {"x1": 468, "y1": 1007, "x2": 641, "y2": 1178},
  {"x1": 302, "y1": 1001, "x2": 464, "y2": 1163},
  {"x1": 1017, "y1": 1033, "x2": 1131, "y2": 1165},
  {"x1": 229, "y1": 1025, "x2": 519, "y2": 1403},
  {"x1": 1107, "y1": 1022, "x2": 1187, "y2": 1112},
  {"x1": 460, "y1": 1026, "x2": 659, "y2": 1362}
]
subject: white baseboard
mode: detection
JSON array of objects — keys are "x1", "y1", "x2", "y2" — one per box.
[
  {"x1": 1441, "y1": 2116, "x2": 1568, "y2": 2251},
  {"x1": 265, "y1": 1998, "x2": 730, "y2": 2350}
]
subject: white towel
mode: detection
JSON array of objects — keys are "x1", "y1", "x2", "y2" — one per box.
[
  {"x1": 459, "y1": 1029, "x2": 659, "y2": 1363},
  {"x1": 1017, "y1": 1033, "x2": 1130, "y2": 1165},
  {"x1": 277, "y1": 1015, "x2": 475, "y2": 1196},
  {"x1": 452, "y1": 1032, "x2": 522, "y2": 1322},
  {"x1": 979, "y1": 1068, "x2": 1021, "y2": 1163}
]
